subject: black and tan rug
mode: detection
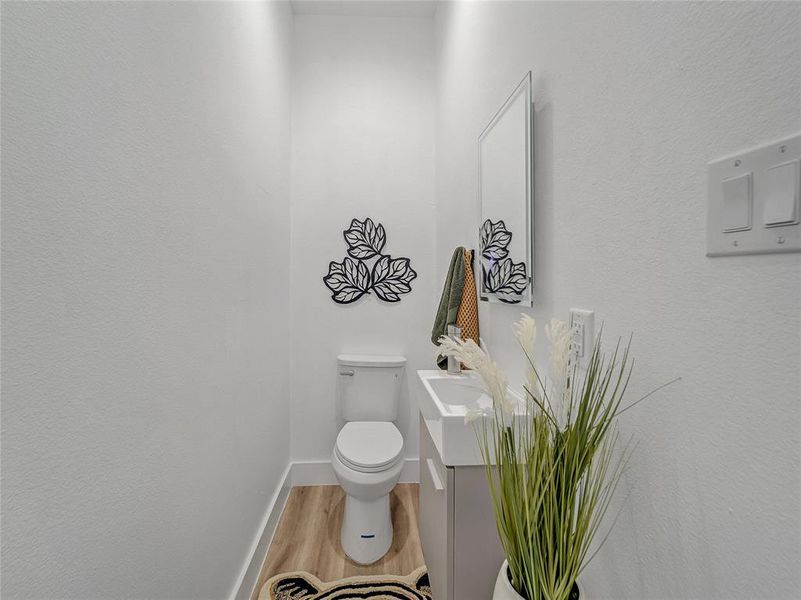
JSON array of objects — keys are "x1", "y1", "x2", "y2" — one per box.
[{"x1": 259, "y1": 567, "x2": 432, "y2": 600}]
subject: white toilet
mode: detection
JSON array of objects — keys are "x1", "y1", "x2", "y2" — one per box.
[{"x1": 332, "y1": 354, "x2": 405, "y2": 565}]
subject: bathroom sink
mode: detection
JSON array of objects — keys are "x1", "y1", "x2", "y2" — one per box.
[
  {"x1": 424, "y1": 376, "x2": 487, "y2": 406},
  {"x1": 416, "y1": 370, "x2": 523, "y2": 466}
]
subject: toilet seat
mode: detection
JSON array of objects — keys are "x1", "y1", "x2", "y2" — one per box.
[{"x1": 335, "y1": 422, "x2": 403, "y2": 473}]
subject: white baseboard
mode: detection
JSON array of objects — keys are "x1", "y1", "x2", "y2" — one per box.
[
  {"x1": 229, "y1": 463, "x2": 292, "y2": 600},
  {"x1": 229, "y1": 458, "x2": 420, "y2": 600},
  {"x1": 291, "y1": 458, "x2": 420, "y2": 487}
]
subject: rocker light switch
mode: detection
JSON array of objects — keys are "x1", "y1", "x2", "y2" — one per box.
[
  {"x1": 721, "y1": 173, "x2": 752, "y2": 232},
  {"x1": 763, "y1": 160, "x2": 799, "y2": 227}
]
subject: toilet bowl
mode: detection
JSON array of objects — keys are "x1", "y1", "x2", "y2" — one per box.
[{"x1": 332, "y1": 421, "x2": 404, "y2": 565}]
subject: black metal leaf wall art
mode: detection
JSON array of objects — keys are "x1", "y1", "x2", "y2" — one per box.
[
  {"x1": 479, "y1": 219, "x2": 527, "y2": 304},
  {"x1": 323, "y1": 218, "x2": 417, "y2": 304},
  {"x1": 344, "y1": 218, "x2": 386, "y2": 259},
  {"x1": 480, "y1": 219, "x2": 512, "y2": 260},
  {"x1": 323, "y1": 257, "x2": 372, "y2": 304},
  {"x1": 371, "y1": 255, "x2": 417, "y2": 302}
]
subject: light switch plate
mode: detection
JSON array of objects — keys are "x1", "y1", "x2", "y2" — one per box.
[{"x1": 707, "y1": 134, "x2": 801, "y2": 256}]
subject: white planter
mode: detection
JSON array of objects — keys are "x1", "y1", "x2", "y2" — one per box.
[{"x1": 492, "y1": 561, "x2": 586, "y2": 600}]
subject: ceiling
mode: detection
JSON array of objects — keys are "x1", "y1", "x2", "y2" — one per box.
[{"x1": 290, "y1": 0, "x2": 438, "y2": 18}]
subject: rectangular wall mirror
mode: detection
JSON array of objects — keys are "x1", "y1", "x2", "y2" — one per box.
[{"x1": 478, "y1": 72, "x2": 534, "y2": 306}]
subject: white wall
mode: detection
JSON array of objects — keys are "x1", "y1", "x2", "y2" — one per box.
[
  {"x1": 435, "y1": 2, "x2": 800, "y2": 599},
  {"x1": 290, "y1": 14, "x2": 435, "y2": 463},
  {"x1": 0, "y1": 2, "x2": 292, "y2": 599}
]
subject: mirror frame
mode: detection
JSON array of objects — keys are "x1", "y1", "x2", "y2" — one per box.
[{"x1": 477, "y1": 71, "x2": 534, "y2": 307}]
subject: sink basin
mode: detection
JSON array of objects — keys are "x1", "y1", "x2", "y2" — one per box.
[
  {"x1": 416, "y1": 370, "x2": 523, "y2": 466},
  {"x1": 424, "y1": 376, "x2": 488, "y2": 406}
]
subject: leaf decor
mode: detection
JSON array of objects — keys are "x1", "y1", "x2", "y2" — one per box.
[
  {"x1": 323, "y1": 257, "x2": 372, "y2": 304},
  {"x1": 372, "y1": 256, "x2": 417, "y2": 302},
  {"x1": 482, "y1": 260, "x2": 527, "y2": 300},
  {"x1": 480, "y1": 219, "x2": 512, "y2": 260},
  {"x1": 323, "y1": 218, "x2": 417, "y2": 305},
  {"x1": 344, "y1": 217, "x2": 386, "y2": 259},
  {"x1": 479, "y1": 218, "x2": 528, "y2": 304}
]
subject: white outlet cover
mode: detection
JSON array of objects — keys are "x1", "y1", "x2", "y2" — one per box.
[{"x1": 569, "y1": 308, "x2": 594, "y2": 364}]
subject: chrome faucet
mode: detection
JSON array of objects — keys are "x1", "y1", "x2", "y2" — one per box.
[{"x1": 446, "y1": 324, "x2": 463, "y2": 375}]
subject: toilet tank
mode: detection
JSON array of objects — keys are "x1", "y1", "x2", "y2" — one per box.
[{"x1": 337, "y1": 354, "x2": 406, "y2": 422}]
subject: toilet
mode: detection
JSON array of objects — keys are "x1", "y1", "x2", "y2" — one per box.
[{"x1": 332, "y1": 354, "x2": 405, "y2": 565}]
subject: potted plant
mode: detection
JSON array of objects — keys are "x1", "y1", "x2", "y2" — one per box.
[{"x1": 437, "y1": 315, "x2": 663, "y2": 600}]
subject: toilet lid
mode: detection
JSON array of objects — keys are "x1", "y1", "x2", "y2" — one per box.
[{"x1": 335, "y1": 422, "x2": 403, "y2": 471}]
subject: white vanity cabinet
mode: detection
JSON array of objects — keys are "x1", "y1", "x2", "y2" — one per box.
[{"x1": 418, "y1": 414, "x2": 505, "y2": 600}]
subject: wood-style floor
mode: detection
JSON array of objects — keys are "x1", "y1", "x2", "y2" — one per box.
[{"x1": 251, "y1": 484, "x2": 425, "y2": 600}]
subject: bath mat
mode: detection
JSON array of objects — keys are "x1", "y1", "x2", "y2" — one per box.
[{"x1": 259, "y1": 566, "x2": 431, "y2": 600}]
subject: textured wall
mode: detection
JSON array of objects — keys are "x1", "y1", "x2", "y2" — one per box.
[
  {"x1": 0, "y1": 2, "x2": 293, "y2": 598},
  {"x1": 290, "y1": 15, "x2": 435, "y2": 462},
  {"x1": 434, "y1": 2, "x2": 800, "y2": 598}
]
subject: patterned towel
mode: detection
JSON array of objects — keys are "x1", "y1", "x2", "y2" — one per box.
[{"x1": 456, "y1": 249, "x2": 480, "y2": 345}]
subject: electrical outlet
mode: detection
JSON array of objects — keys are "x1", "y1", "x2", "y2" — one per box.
[{"x1": 569, "y1": 308, "x2": 595, "y2": 365}]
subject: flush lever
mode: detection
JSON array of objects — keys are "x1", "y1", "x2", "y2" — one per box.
[{"x1": 339, "y1": 370, "x2": 355, "y2": 377}]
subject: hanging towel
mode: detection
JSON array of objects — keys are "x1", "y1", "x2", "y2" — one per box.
[
  {"x1": 456, "y1": 249, "x2": 480, "y2": 345},
  {"x1": 431, "y1": 247, "x2": 466, "y2": 369}
]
